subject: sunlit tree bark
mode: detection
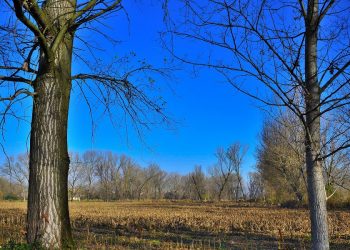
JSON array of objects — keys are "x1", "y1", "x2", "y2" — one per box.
[{"x1": 0, "y1": 0, "x2": 169, "y2": 247}]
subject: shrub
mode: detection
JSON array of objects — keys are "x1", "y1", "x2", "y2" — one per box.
[
  {"x1": 4, "y1": 194, "x2": 20, "y2": 201},
  {"x1": 280, "y1": 200, "x2": 302, "y2": 209}
]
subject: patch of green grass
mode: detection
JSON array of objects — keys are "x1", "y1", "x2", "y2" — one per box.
[{"x1": 1, "y1": 240, "x2": 42, "y2": 250}]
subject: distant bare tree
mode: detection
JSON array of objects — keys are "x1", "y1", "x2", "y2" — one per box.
[
  {"x1": 95, "y1": 152, "x2": 119, "y2": 201},
  {"x1": 68, "y1": 153, "x2": 84, "y2": 201},
  {"x1": 209, "y1": 148, "x2": 232, "y2": 201},
  {"x1": 136, "y1": 164, "x2": 161, "y2": 200},
  {"x1": 164, "y1": 173, "x2": 185, "y2": 199},
  {"x1": 210, "y1": 143, "x2": 247, "y2": 201},
  {"x1": 258, "y1": 110, "x2": 350, "y2": 204},
  {"x1": 1, "y1": 154, "x2": 29, "y2": 200},
  {"x1": 321, "y1": 139, "x2": 350, "y2": 200},
  {"x1": 227, "y1": 143, "x2": 247, "y2": 201},
  {"x1": 149, "y1": 164, "x2": 167, "y2": 199},
  {"x1": 0, "y1": 176, "x2": 18, "y2": 198},
  {"x1": 257, "y1": 113, "x2": 307, "y2": 203},
  {"x1": 119, "y1": 155, "x2": 143, "y2": 199},
  {"x1": 188, "y1": 165, "x2": 207, "y2": 201},
  {"x1": 82, "y1": 151, "x2": 99, "y2": 200},
  {"x1": 247, "y1": 172, "x2": 264, "y2": 201}
]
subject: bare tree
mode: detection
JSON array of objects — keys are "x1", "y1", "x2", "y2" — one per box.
[
  {"x1": 210, "y1": 143, "x2": 246, "y2": 201},
  {"x1": 227, "y1": 143, "x2": 247, "y2": 200},
  {"x1": 135, "y1": 164, "x2": 157, "y2": 200},
  {"x1": 164, "y1": 173, "x2": 185, "y2": 199},
  {"x1": 149, "y1": 165, "x2": 167, "y2": 199},
  {"x1": 167, "y1": 0, "x2": 350, "y2": 247},
  {"x1": 118, "y1": 155, "x2": 144, "y2": 199},
  {"x1": 95, "y1": 152, "x2": 120, "y2": 201},
  {"x1": 210, "y1": 148, "x2": 231, "y2": 201},
  {"x1": 1, "y1": 154, "x2": 29, "y2": 200},
  {"x1": 247, "y1": 172, "x2": 264, "y2": 201},
  {"x1": 257, "y1": 113, "x2": 307, "y2": 204},
  {"x1": 258, "y1": 110, "x2": 350, "y2": 204},
  {"x1": 209, "y1": 142, "x2": 247, "y2": 201},
  {"x1": 82, "y1": 151, "x2": 99, "y2": 200},
  {"x1": 134, "y1": 163, "x2": 166, "y2": 200},
  {"x1": 188, "y1": 165, "x2": 207, "y2": 201},
  {"x1": 0, "y1": 176, "x2": 22, "y2": 199},
  {"x1": 68, "y1": 153, "x2": 84, "y2": 201},
  {"x1": 321, "y1": 137, "x2": 350, "y2": 200},
  {"x1": 0, "y1": 0, "x2": 170, "y2": 246}
]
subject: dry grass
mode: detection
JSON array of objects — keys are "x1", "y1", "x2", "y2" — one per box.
[{"x1": 0, "y1": 200, "x2": 349, "y2": 249}]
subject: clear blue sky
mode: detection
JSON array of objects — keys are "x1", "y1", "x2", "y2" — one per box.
[{"x1": 2, "y1": 1, "x2": 265, "y2": 177}]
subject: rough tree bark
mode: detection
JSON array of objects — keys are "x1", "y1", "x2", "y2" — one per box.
[
  {"x1": 305, "y1": 0, "x2": 329, "y2": 248},
  {"x1": 1, "y1": 0, "x2": 167, "y2": 247},
  {"x1": 26, "y1": 0, "x2": 75, "y2": 248}
]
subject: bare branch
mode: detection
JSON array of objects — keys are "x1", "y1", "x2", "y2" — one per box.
[
  {"x1": 0, "y1": 88, "x2": 36, "y2": 102},
  {"x1": 320, "y1": 60, "x2": 350, "y2": 93},
  {"x1": 12, "y1": 0, "x2": 51, "y2": 59},
  {"x1": 70, "y1": 0, "x2": 123, "y2": 30},
  {"x1": 0, "y1": 75, "x2": 32, "y2": 85}
]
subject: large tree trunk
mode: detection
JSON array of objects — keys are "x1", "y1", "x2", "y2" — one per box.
[
  {"x1": 27, "y1": 1, "x2": 74, "y2": 245},
  {"x1": 27, "y1": 72, "x2": 73, "y2": 248},
  {"x1": 305, "y1": 1, "x2": 329, "y2": 249},
  {"x1": 27, "y1": 54, "x2": 73, "y2": 248}
]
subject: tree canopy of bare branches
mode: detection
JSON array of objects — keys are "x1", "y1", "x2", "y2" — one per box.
[{"x1": 166, "y1": 0, "x2": 350, "y2": 248}]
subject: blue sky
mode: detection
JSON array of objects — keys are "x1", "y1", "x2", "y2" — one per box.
[{"x1": 2, "y1": 0, "x2": 265, "y2": 177}]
